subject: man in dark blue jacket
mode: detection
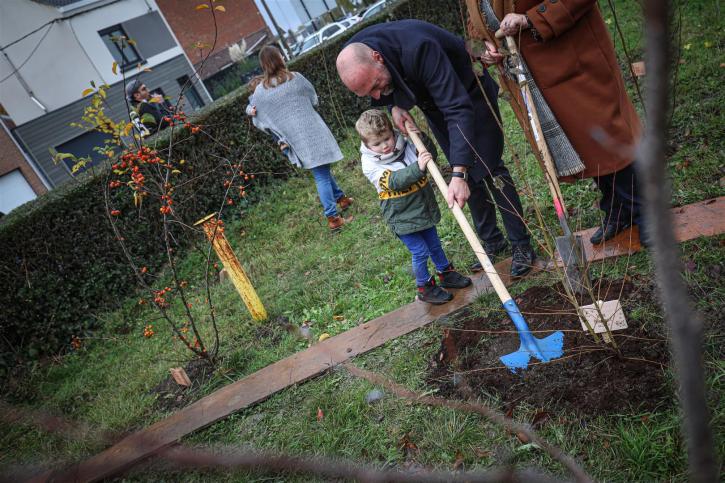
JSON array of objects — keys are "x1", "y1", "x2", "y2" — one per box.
[{"x1": 337, "y1": 19, "x2": 535, "y2": 277}]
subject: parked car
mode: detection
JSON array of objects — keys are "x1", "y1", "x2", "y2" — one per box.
[
  {"x1": 338, "y1": 17, "x2": 358, "y2": 29},
  {"x1": 295, "y1": 21, "x2": 349, "y2": 56},
  {"x1": 359, "y1": 0, "x2": 390, "y2": 22}
]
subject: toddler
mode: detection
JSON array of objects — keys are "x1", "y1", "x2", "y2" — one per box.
[{"x1": 356, "y1": 109, "x2": 471, "y2": 304}]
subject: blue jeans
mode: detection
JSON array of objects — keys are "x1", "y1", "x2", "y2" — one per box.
[
  {"x1": 310, "y1": 164, "x2": 345, "y2": 217},
  {"x1": 398, "y1": 226, "x2": 450, "y2": 286}
]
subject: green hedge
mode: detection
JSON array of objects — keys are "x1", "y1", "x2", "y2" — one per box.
[{"x1": 0, "y1": 0, "x2": 463, "y2": 372}]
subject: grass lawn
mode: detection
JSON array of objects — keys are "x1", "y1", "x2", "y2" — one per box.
[{"x1": 2, "y1": 1, "x2": 723, "y2": 481}]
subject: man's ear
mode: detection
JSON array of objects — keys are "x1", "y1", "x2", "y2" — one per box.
[{"x1": 371, "y1": 50, "x2": 385, "y2": 64}]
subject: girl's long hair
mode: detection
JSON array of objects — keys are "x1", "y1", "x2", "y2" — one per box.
[{"x1": 253, "y1": 45, "x2": 294, "y2": 89}]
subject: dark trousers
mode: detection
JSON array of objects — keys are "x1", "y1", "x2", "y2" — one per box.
[
  {"x1": 593, "y1": 164, "x2": 643, "y2": 227},
  {"x1": 467, "y1": 162, "x2": 530, "y2": 247}
]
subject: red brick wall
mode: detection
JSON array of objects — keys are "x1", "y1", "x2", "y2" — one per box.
[
  {"x1": 157, "y1": 0, "x2": 269, "y2": 73},
  {"x1": 0, "y1": 125, "x2": 46, "y2": 195}
]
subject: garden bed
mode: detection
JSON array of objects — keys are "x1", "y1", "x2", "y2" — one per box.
[{"x1": 427, "y1": 278, "x2": 673, "y2": 414}]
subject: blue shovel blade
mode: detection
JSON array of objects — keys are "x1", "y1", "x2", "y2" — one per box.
[{"x1": 500, "y1": 330, "x2": 565, "y2": 373}]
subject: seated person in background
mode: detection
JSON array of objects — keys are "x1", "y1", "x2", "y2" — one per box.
[
  {"x1": 356, "y1": 109, "x2": 471, "y2": 305},
  {"x1": 125, "y1": 80, "x2": 174, "y2": 135}
]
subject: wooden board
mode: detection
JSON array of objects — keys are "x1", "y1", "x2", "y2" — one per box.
[{"x1": 38, "y1": 197, "x2": 725, "y2": 483}]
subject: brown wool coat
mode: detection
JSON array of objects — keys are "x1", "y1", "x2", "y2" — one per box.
[{"x1": 477, "y1": 0, "x2": 641, "y2": 179}]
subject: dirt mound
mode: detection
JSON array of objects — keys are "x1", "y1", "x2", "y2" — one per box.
[
  {"x1": 150, "y1": 357, "x2": 215, "y2": 412},
  {"x1": 427, "y1": 279, "x2": 673, "y2": 415}
]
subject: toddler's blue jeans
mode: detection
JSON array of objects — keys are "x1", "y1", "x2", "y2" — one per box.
[{"x1": 398, "y1": 226, "x2": 450, "y2": 286}]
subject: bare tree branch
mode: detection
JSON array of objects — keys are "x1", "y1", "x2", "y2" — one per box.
[
  {"x1": 637, "y1": 2, "x2": 718, "y2": 481},
  {"x1": 344, "y1": 363, "x2": 592, "y2": 483}
]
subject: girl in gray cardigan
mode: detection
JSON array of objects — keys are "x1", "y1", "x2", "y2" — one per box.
[{"x1": 246, "y1": 46, "x2": 353, "y2": 231}]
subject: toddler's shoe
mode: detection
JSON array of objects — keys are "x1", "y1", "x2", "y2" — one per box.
[
  {"x1": 417, "y1": 276, "x2": 453, "y2": 305},
  {"x1": 437, "y1": 264, "x2": 472, "y2": 289}
]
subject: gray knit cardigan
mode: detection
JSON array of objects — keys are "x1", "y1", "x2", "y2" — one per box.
[{"x1": 246, "y1": 73, "x2": 342, "y2": 170}]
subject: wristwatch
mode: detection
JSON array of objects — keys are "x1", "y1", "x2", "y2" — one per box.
[{"x1": 451, "y1": 171, "x2": 468, "y2": 181}]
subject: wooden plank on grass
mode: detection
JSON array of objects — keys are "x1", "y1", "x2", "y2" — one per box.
[
  {"x1": 40, "y1": 266, "x2": 503, "y2": 482},
  {"x1": 576, "y1": 196, "x2": 725, "y2": 263},
  {"x1": 40, "y1": 197, "x2": 725, "y2": 482}
]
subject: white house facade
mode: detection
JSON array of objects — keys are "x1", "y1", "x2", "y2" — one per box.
[{"x1": 0, "y1": 0, "x2": 212, "y2": 192}]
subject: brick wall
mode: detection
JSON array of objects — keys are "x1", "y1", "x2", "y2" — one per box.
[
  {"x1": 157, "y1": 0, "x2": 269, "y2": 76},
  {"x1": 0, "y1": 124, "x2": 46, "y2": 195}
]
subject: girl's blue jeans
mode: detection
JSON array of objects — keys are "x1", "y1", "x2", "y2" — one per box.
[
  {"x1": 398, "y1": 226, "x2": 450, "y2": 286},
  {"x1": 310, "y1": 164, "x2": 345, "y2": 217}
]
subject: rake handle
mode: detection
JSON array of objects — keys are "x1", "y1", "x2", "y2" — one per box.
[{"x1": 405, "y1": 123, "x2": 512, "y2": 304}]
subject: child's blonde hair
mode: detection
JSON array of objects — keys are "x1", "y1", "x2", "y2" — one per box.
[{"x1": 355, "y1": 109, "x2": 393, "y2": 144}]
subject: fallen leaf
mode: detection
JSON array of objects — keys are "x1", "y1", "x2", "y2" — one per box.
[
  {"x1": 640, "y1": 414, "x2": 650, "y2": 424},
  {"x1": 318, "y1": 333, "x2": 331, "y2": 342},
  {"x1": 531, "y1": 409, "x2": 552, "y2": 429},
  {"x1": 603, "y1": 439, "x2": 611, "y2": 449},
  {"x1": 333, "y1": 315, "x2": 345, "y2": 321},
  {"x1": 214, "y1": 5, "x2": 226, "y2": 11},
  {"x1": 316, "y1": 407, "x2": 323, "y2": 422},
  {"x1": 704, "y1": 40, "x2": 713, "y2": 48},
  {"x1": 474, "y1": 448, "x2": 492, "y2": 458},
  {"x1": 196, "y1": 3, "x2": 210, "y2": 9},
  {"x1": 504, "y1": 403, "x2": 516, "y2": 419},
  {"x1": 453, "y1": 451, "x2": 465, "y2": 471},
  {"x1": 515, "y1": 431, "x2": 530, "y2": 444}
]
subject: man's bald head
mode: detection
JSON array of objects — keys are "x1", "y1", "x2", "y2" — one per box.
[{"x1": 336, "y1": 42, "x2": 393, "y2": 100}]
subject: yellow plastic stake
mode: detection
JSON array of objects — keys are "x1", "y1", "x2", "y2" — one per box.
[{"x1": 195, "y1": 213, "x2": 268, "y2": 321}]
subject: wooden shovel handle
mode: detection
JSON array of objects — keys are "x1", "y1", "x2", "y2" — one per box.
[{"x1": 404, "y1": 121, "x2": 512, "y2": 303}]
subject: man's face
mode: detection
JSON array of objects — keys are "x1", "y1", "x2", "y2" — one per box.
[
  {"x1": 133, "y1": 84, "x2": 150, "y2": 102},
  {"x1": 349, "y1": 52, "x2": 394, "y2": 100}
]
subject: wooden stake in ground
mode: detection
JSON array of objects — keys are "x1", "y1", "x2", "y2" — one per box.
[{"x1": 195, "y1": 213, "x2": 267, "y2": 321}]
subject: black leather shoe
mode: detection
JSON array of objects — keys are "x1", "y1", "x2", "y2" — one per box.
[
  {"x1": 470, "y1": 238, "x2": 509, "y2": 271},
  {"x1": 511, "y1": 244, "x2": 536, "y2": 278},
  {"x1": 590, "y1": 220, "x2": 631, "y2": 245}
]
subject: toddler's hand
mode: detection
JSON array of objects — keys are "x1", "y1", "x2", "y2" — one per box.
[
  {"x1": 418, "y1": 151, "x2": 432, "y2": 171},
  {"x1": 249, "y1": 106, "x2": 257, "y2": 116}
]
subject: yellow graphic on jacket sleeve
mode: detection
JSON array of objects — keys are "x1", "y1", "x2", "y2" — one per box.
[{"x1": 378, "y1": 169, "x2": 429, "y2": 200}]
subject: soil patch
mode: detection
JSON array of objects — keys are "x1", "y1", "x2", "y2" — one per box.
[
  {"x1": 427, "y1": 279, "x2": 673, "y2": 415},
  {"x1": 150, "y1": 357, "x2": 215, "y2": 412}
]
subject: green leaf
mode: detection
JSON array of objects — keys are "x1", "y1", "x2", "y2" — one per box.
[{"x1": 140, "y1": 113, "x2": 157, "y2": 124}]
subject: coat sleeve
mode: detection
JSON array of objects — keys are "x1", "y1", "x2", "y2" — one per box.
[
  {"x1": 526, "y1": 0, "x2": 597, "y2": 41},
  {"x1": 298, "y1": 74, "x2": 319, "y2": 107},
  {"x1": 383, "y1": 163, "x2": 427, "y2": 192},
  {"x1": 412, "y1": 40, "x2": 477, "y2": 169}
]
